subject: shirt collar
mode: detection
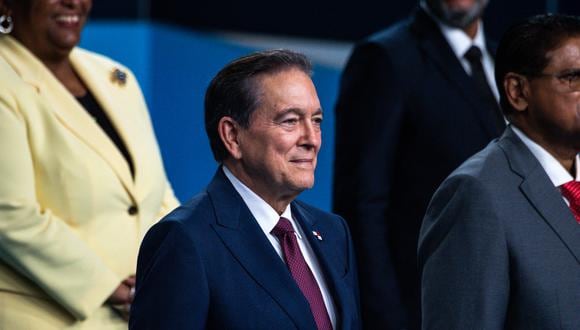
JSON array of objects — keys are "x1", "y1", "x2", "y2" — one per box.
[
  {"x1": 511, "y1": 125, "x2": 580, "y2": 186},
  {"x1": 222, "y1": 166, "x2": 301, "y2": 239},
  {"x1": 421, "y1": 2, "x2": 487, "y2": 59}
]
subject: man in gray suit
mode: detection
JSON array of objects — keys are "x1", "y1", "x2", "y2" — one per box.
[{"x1": 419, "y1": 14, "x2": 580, "y2": 329}]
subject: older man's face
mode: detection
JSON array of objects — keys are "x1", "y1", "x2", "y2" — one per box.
[
  {"x1": 524, "y1": 36, "x2": 580, "y2": 151},
  {"x1": 426, "y1": 0, "x2": 489, "y2": 28},
  {"x1": 235, "y1": 68, "x2": 322, "y2": 202}
]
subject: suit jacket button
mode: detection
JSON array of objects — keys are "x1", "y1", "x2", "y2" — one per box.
[{"x1": 128, "y1": 205, "x2": 138, "y2": 215}]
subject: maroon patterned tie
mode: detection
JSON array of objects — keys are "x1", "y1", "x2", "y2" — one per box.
[
  {"x1": 271, "y1": 217, "x2": 333, "y2": 330},
  {"x1": 560, "y1": 181, "x2": 580, "y2": 224}
]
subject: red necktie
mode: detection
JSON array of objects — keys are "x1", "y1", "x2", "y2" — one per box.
[
  {"x1": 271, "y1": 217, "x2": 332, "y2": 330},
  {"x1": 560, "y1": 181, "x2": 580, "y2": 224}
]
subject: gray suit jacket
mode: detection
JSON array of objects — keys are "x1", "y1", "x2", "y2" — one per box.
[{"x1": 419, "y1": 127, "x2": 580, "y2": 329}]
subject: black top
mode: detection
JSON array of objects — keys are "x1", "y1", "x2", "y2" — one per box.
[{"x1": 77, "y1": 92, "x2": 135, "y2": 178}]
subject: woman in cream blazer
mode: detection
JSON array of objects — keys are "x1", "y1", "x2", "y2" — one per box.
[{"x1": 0, "y1": 1, "x2": 178, "y2": 328}]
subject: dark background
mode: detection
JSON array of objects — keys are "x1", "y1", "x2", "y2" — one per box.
[{"x1": 91, "y1": 0, "x2": 580, "y2": 42}]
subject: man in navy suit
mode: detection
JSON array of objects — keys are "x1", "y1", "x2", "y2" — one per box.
[
  {"x1": 332, "y1": 0, "x2": 501, "y2": 328},
  {"x1": 419, "y1": 14, "x2": 580, "y2": 328},
  {"x1": 129, "y1": 50, "x2": 361, "y2": 329}
]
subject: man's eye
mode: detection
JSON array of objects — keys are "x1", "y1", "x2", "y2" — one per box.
[
  {"x1": 282, "y1": 118, "x2": 299, "y2": 125},
  {"x1": 313, "y1": 117, "x2": 323, "y2": 125}
]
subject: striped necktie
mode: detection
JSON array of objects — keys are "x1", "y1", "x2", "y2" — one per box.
[{"x1": 560, "y1": 181, "x2": 580, "y2": 224}]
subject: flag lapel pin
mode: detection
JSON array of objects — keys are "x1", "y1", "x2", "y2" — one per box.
[{"x1": 312, "y1": 231, "x2": 323, "y2": 241}]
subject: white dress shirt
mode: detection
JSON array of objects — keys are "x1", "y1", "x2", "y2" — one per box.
[
  {"x1": 222, "y1": 166, "x2": 337, "y2": 328},
  {"x1": 512, "y1": 125, "x2": 580, "y2": 205},
  {"x1": 422, "y1": 3, "x2": 500, "y2": 101}
]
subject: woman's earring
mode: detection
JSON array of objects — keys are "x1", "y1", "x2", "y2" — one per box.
[{"x1": 0, "y1": 15, "x2": 13, "y2": 34}]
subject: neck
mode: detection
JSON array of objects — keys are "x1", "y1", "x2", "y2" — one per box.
[
  {"x1": 463, "y1": 20, "x2": 480, "y2": 40},
  {"x1": 422, "y1": 2, "x2": 482, "y2": 40},
  {"x1": 12, "y1": 30, "x2": 71, "y2": 65},
  {"x1": 12, "y1": 34, "x2": 86, "y2": 96},
  {"x1": 223, "y1": 162, "x2": 296, "y2": 215},
  {"x1": 545, "y1": 145, "x2": 577, "y2": 176},
  {"x1": 515, "y1": 122, "x2": 578, "y2": 175},
  {"x1": 43, "y1": 56, "x2": 87, "y2": 97}
]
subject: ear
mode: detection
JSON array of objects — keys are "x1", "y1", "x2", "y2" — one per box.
[
  {"x1": 504, "y1": 72, "x2": 529, "y2": 113},
  {"x1": 218, "y1": 116, "x2": 243, "y2": 160}
]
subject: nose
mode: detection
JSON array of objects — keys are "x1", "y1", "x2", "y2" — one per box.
[{"x1": 299, "y1": 119, "x2": 321, "y2": 150}]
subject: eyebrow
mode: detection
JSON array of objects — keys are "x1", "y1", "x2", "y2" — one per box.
[
  {"x1": 274, "y1": 107, "x2": 323, "y2": 120},
  {"x1": 559, "y1": 68, "x2": 580, "y2": 74}
]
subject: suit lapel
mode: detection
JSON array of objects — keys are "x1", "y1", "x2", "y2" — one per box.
[
  {"x1": 500, "y1": 129, "x2": 580, "y2": 264},
  {"x1": 70, "y1": 49, "x2": 139, "y2": 198},
  {"x1": 208, "y1": 170, "x2": 316, "y2": 329},
  {"x1": 292, "y1": 203, "x2": 352, "y2": 328},
  {"x1": 411, "y1": 8, "x2": 500, "y2": 138},
  {"x1": 0, "y1": 36, "x2": 136, "y2": 201}
]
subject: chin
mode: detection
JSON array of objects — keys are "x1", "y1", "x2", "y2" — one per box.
[
  {"x1": 297, "y1": 179, "x2": 315, "y2": 191},
  {"x1": 61, "y1": 38, "x2": 80, "y2": 49},
  {"x1": 285, "y1": 179, "x2": 314, "y2": 193},
  {"x1": 51, "y1": 32, "x2": 81, "y2": 49}
]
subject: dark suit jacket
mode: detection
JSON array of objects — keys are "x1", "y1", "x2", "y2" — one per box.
[
  {"x1": 419, "y1": 127, "x2": 580, "y2": 329},
  {"x1": 130, "y1": 169, "x2": 361, "y2": 329},
  {"x1": 332, "y1": 7, "x2": 502, "y2": 329}
]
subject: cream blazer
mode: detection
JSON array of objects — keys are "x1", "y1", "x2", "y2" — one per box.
[{"x1": 0, "y1": 36, "x2": 179, "y2": 329}]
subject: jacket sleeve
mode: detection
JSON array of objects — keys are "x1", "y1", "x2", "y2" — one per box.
[
  {"x1": 418, "y1": 175, "x2": 510, "y2": 329},
  {"x1": 332, "y1": 41, "x2": 409, "y2": 328},
  {"x1": 130, "y1": 219, "x2": 209, "y2": 329},
  {"x1": 0, "y1": 94, "x2": 121, "y2": 320}
]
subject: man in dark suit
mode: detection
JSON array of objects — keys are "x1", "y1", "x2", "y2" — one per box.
[
  {"x1": 419, "y1": 14, "x2": 580, "y2": 329},
  {"x1": 129, "y1": 50, "x2": 361, "y2": 329},
  {"x1": 332, "y1": 0, "x2": 501, "y2": 328}
]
